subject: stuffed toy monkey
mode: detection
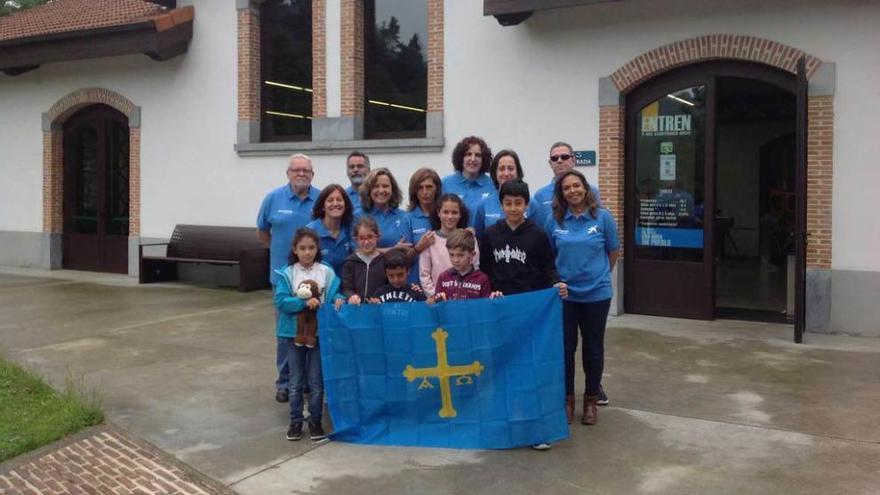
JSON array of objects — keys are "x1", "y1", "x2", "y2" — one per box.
[{"x1": 294, "y1": 279, "x2": 321, "y2": 348}]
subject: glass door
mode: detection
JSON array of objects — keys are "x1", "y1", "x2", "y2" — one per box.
[{"x1": 625, "y1": 75, "x2": 715, "y2": 319}]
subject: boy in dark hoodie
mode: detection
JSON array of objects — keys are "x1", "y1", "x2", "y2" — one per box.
[
  {"x1": 369, "y1": 248, "x2": 426, "y2": 303},
  {"x1": 480, "y1": 179, "x2": 569, "y2": 297}
]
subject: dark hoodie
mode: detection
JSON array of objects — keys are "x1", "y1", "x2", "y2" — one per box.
[
  {"x1": 479, "y1": 218, "x2": 560, "y2": 295},
  {"x1": 342, "y1": 251, "x2": 388, "y2": 299}
]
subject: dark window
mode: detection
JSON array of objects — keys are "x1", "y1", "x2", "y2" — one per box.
[
  {"x1": 260, "y1": 0, "x2": 313, "y2": 142},
  {"x1": 364, "y1": 0, "x2": 427, "y2": 138}
]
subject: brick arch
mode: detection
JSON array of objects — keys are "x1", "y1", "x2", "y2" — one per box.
[
  {"x1": 43, "y1": 88, "x2": 141, "y2": 255},
  {"x1": 47, "y1": 88, "x2": 139, "y2": 125},
  {"x1": 610, "y1": 35, "x2": 822, "y2": 94}
]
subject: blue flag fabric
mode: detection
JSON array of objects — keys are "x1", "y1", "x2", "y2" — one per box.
[{"x1": 318, "y1": 288, "x2": 569, "y2": 449}]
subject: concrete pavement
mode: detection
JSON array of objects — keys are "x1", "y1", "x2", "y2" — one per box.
[{"x1": 1, "y1": 268, "x2": 878, "y2": 494}]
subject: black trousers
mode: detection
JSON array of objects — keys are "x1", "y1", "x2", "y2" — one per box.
[{"x1": 563, "y1": 298, "x2": 611, "y2": 396}]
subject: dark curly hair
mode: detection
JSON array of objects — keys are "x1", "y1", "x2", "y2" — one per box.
[
  {"x1": 551, "y1": 170, "x2": 599, "y2": 225},
  {"x1": 488, "y1": 149, "x2": 524, "y2": 189},
  {"x1": 312, "y1": 184, "x2": 354, "y2": 227},
  {"x1": 451, "y1": 136, "x2": 492, "y2": 175}
]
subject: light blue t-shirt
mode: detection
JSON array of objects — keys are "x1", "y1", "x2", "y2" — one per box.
[
  {"x1": 305, "y1": 218, "x2": 353, "y2": 275},
  {"x1": 354, "y1": 207, "x2": 414, "y2": 249},
  {"x1": 472, "y1": 195, "x2": 542, "y2": 237},
  {"x1": 441, "y1": 172, "x2": 497, "y2": 226},
  {"x1": 407, "y1": 207, "x2": 433, "y2": 284},
  {"x1": 533, "y1": 180, "x2": 602, "y2": 228},
  {"x1": 544, "y1": 208, "x2": 619, "y2": 303},
  {"x1": 345, "y1": 184, "x2": 362, "y2": 211},
  {"x1": 256, "y1": 184, "x2": 320, "y2": 285}
]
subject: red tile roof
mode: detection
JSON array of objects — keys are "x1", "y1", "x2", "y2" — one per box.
[{"x1": 0, "y1": 0, "x2": 172, "y2": 43}]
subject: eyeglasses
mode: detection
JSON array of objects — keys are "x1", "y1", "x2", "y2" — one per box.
[
  {"x1": 549, "y1": 154, "x2": 572, "y2": 163},
  {"x1": 357, "y1": 234, "x2": 378, "y2": 241},
  {"x1": 287, "y1": 168, "x2": 313, "y2": 175}
]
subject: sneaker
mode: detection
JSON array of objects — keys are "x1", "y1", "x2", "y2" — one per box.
[
  {"x1": 275, "y1": 389, "x2": 289, "y2": 403},
  {"x1": 309, "y1": 421, "x2": 328, "y2": 442},
  {"x1": 531, "y1": 443, "x2": 551, "y2": 451},
  {"x1": 597, "y1": 386, "x2": 609, "y2": 406},
  {"x1": 286, "y1": 422, "x2": 303, "y2": 441}
]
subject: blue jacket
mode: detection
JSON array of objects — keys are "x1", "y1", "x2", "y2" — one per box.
[{"x1": 273, "y1": 262, "x2": 344, "y2": 338}]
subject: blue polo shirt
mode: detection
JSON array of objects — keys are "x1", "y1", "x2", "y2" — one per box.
[
  {"x1": 305, "y1": 218, "x2": 352, "y2": 275},
  {"x1": 345, "y1": 184, "x2": 362, "y2": 211},
  {"x1": 472, "y1": 195, "x2": 542, "y2": 237},
  {"x1": 256, "y1": 184, "x2": 320, "y2": 285},
  {"x1": 407, "y1": 207, "x2": 433, "y2": 284},
  {"x1": 441, "y1": 172, "x2": 497, "y2": 226},
  {"x1": 544, "y1": 208, "x2": 619, "y2": 303},
  {"x1": 354, "y1": 207, "x2": 414, "y2": 248},
  {"x1": 533, "y1": 180, "x2": 602, "y2": 227}
]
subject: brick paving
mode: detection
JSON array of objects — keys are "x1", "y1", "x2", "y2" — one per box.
[{"x1": 0, "y1": 428, "x2": 229, "y2": 495}]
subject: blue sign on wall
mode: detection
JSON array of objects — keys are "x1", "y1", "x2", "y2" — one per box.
[{"x1": 573, "y1": 150, "x2": 596, "y2": 167}]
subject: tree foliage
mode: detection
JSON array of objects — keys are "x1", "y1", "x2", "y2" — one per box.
[{"x1": 0, "y1": 0, "x2": 50, "y2": 17}]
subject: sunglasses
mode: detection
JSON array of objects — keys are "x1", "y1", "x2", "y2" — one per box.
[{"x1": 549, "y1": 154, "x2": 572, "y2": 162}]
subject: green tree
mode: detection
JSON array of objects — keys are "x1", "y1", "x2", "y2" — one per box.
[{"x1": 1, "y1": 0, "x2": 50, "y2": 17}]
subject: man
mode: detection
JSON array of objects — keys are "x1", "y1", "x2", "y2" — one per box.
[
  {"x1": 345, "y1": 151, "x2": 370, "y2": 211},
  {"x1": 532, "y1": 141, "x2": 602, "y2": 227},
  {"x1": 257, "y1": 153, "x2": 321, "y2": 403},
  {"x1": 532, "y1": 142, "x2": 609, "y2": 407}
]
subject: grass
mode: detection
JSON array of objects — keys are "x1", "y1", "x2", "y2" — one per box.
[{"x1": 0, "y1": 356, "x2": 103, "y2": 462}]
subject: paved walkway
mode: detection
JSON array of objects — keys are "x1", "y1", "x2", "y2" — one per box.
[
  {"x1": 0, "y1": 426, "x2": 230, "y2": 495},
  {"x1": 1, "y1": 268, "x2": 879, "y2": 494}
]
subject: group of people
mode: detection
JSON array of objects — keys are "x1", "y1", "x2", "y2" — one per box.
[{"x1": 256, "y1": 137, "x2": 620, "y2": 448}]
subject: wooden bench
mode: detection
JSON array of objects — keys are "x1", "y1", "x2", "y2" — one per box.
[{"x1": 139, "y1": 225, "x2": 269, "y2": 292}]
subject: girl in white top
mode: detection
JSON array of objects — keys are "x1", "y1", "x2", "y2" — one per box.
[{"x1": 418, "y1": 193, "x2": 480, "y2": 297}]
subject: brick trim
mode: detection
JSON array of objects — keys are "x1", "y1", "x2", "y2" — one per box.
[
  {"x1": 340, "y1": 0, "x2": 364, "y2": 118},
  {"x1": 237, "y1": 6, "x2": 260, "y2": 122},
  {"x1": 806, "y1": 95, "x2": 833, "y2": 269},
  {"x1": 312, "y1": 0, "x2": 327, "y2": 118},
  {"x1": 427, "y1": 0, "x2": 443, "y2": 113},
  {"x1": 43, "y1": 88, "x2": 141, "y2": 237},
  {"x1": 610, "y1": 35, "x2": 822, "y2": 94},
  {"x1": 598, "y1": 105, "x2": 625, "y2": 256}
]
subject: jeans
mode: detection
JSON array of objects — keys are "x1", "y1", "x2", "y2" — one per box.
[
  {"x1": 287, "y1": 338, "x2": 324, "y2": 423},
  {"x1": 274, "y1": 307, "x2": 289, "y2": 391},
  {"x1": 563, "y1": 298, "x2": 611, "y2": 397}
]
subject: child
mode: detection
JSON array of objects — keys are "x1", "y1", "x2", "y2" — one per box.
[
  {"x1": 342, "y1": 216, "x2": 388, "y2": 305},
  {"x1": 419, "y1": 193, "x2": 480, "y2": 298},
  {"x1": 480, "y1": 179, "x2": 567, "y2": 297},
  {"x1": 369, "y1": 248, "x2": 427, "y2": 303},
  {"x1": 432, "y1": 228, "x2": 500, "y2": 302},
  {"x1": 274, "y1": 228, "x2": 344, "y2": 443}
]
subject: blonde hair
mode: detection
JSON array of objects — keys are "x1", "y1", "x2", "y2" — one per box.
[{"x1": 446, "y1": 228, "x2": 476, "y2": 252}]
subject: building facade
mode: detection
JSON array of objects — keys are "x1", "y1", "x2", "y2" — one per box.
[{"x1": 1, "y1": 0, "x2": 878, "y2": 336}]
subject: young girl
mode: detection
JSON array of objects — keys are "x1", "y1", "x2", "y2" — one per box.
[
  {"x1": 418, "y1": 194, "x2": 480, "y2": 298},
  {"x1": 341, "y1": 216, "x2": 388, "y2": 305},
  {"x1": 274, "y1": 228, "x2": 344, "y2": 443}
]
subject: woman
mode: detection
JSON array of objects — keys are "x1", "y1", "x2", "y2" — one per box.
[
  {"x1": 306, "y1": 184, "x2": 354, "y2": 275},
  {"x1": 544, "y1": 170, "x2": 619, "y2": 426},
  {"x1": 355, "y1": 168, "x2": 414, "y2": 255},
  {"x1": 407, "y1": 168, "x2": 442, "y2": 283},
  {"x1": 473, "y1": 149, "x2": 542, "y2": 237},
  {"x1": 441, "y1": 136, "x2": 495, "y2": 225}
]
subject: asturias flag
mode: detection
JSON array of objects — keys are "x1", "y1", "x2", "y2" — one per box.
[{"x1": 318, "y1": 288, "x2": 569, "y2": 449}]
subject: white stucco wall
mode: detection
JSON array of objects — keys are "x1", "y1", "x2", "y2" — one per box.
[{"x1": 0, "y1": 0, "x2": 878, "y2": 271}]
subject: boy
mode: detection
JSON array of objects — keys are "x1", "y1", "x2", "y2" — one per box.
[
  {"x1": 433, "y1": 228, "x2": 501, "y2": 302},
  {"x1": 479, "y1": 179, "x2": 568, "y2": 451},
  {"x1": 479, "y1": 179, "x2": 566, "y2": 297},
  {"x1": 369, "y1": 249, "x2": 427, "y2": 303}
]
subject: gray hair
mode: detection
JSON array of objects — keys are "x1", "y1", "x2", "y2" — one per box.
[{"x1": 288, "y1": 153, "x2": 312, "y2": 167}]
